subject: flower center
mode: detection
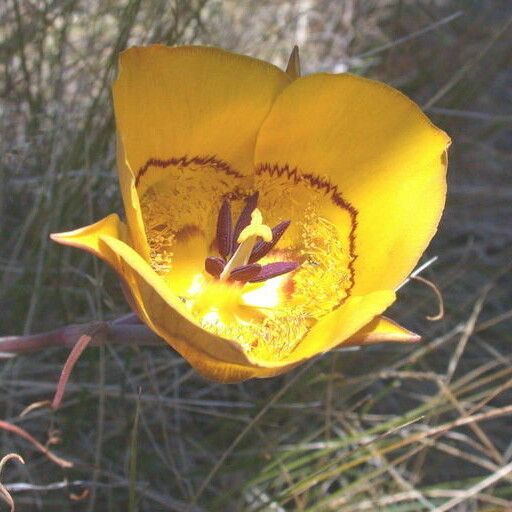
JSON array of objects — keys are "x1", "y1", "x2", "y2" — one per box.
[{"x1": 138, "y1": 161, "x2": 356, "y2": 361}]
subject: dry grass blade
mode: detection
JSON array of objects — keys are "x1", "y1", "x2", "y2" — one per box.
[
  {"x1": 0, "y1": 454, "x2": 24, "y2": 512},
  {"x1": 446, "y1": 286, "x2": 490, "y2": 383},
  {"x1": 411, "y1": 275, "x2": 445, "y2": 321},
  {"x1": 432, "y1": 460, "x2": 512, "y2": 512},
  {"x1": 423, "y1": 11, "x2": 512, "y2": 109}
]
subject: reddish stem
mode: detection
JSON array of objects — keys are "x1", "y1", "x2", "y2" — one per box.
[{"x1": 0, "y1": 321, "x2": 162, "y2": 356}]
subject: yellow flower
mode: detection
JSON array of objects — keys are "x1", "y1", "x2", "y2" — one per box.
[{"x1": 51, "y1": 45, "x2": 450, "y2": 382}]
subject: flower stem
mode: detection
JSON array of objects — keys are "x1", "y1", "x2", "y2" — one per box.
[{"x1": 0, "y1": 319, "x2": 162, "y2": 357}]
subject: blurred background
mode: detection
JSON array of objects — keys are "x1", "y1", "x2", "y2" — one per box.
[{"x1": 1, "y1": 0, "x2": 511, "y2": 510}]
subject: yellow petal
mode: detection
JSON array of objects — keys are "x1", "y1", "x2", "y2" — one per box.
[
  {"x1": 53, "y1": 218, "x2": 266, "y2": 382},
  {"x1": 254, "y1": 73, "x2": 451, "y2": 295},
  {"x1": 117, "y1": 135, "x2": 151, "y2": 261},
  {"x1": 343, "y1": 316, "x2": 421, "y2": 346},
  {"x1": 50, "y1": 214, "x2": 150, "y2": 320},
  {"x1": 113, "y1": 45, "x2": 291, "y2": 197},
  {"x1": 50, "y1": 214, "x2": 128, "y2": 268},
  {"x1": 280, "y1": 290, "x2": 396, "y2": 364},
  {"x1": 113, "y1": 45, "x2": 292, "y2": 296}
]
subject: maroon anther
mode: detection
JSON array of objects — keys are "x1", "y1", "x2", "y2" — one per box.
[
  {"x1": 216, "y1": 199, "x2": 232, "y2": 260},
  {"x1": 228, "y1": 263, "x2": 262, "y2": 283},
  {"x1": 249, "y1": 220, "x2": 291, "y2": 264},
  {"x1": 249, "y1": 261, "x2": 299, "y2": 283},
  {"x1": 205, "y1": 256, "x2": 225, "y2": 277},
  {"x1": 232, "y1": 192, "x2": 259, "y2": 253}
]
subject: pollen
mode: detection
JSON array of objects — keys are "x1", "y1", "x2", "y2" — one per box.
[{"x1": 294, "y1": 208, "x2": 352, "y2": 317}]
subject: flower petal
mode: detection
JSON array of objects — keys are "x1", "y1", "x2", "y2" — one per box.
[
  {"x1": 50, "y1": 214, "x2": 148, "y2": 319},
  {"x1": 343, "y1": 316, "x2": 421, "y2": 346},
  {"x1": 280, "y1": 290, "x2": 396, "y2": 364},
  {"x1": 254, "y1": 73, "x2": 450, "y2": 294},
  {"x1": 113, "y1": 45, "x2": 291, "y2": 196},
  {"x1": 117, "y1": 135, "x2": 151, "y2": 260},
  {"x1": 50, "y1": 214, "x2": 128, "y2": 268},
  {"x1": 51, "y1": 217, "x2": 259, "y2": 381}
]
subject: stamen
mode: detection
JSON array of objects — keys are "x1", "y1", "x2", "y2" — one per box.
[
  {"x1": 216, "y1": 200, "x2": 232, "y2": 260},
  {"x1": 205, "y1": 256, "x2": 225, "y2": 277},
  {"x1": 249, "y1": 220, "x2": 291, "y2": 263},
  {"x1": 249, "y1": 261, "x2": 299, "y2": 283},
  {"x1": 228, "y1": 263, "x2": 262, "y2": 283}
]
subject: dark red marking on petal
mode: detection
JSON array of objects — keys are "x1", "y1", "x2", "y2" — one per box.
[
  {"x1": 205, "y1": 256, "x2": 225, "y2": 277},
  {"x1": 135, "y1": 155, "x2": 245, "y2": 187},
  {"x1": 232, "y1": 191, "x2": 259, "y2": 253},
  {"x1": 228, "y1": 263, "x2": 262, "y2": 283},
  {"x1": 216, "y1": 200, "x2": 232, "y2": 260},
  {"x1": 255, "y1": 162, "x2": 358, "y2": 300},
  {"x1": 249, "y1": 220, "x2": 291, "y2": 263},
  {"x1": 249, "y1": 261, "x2": 299, "y2": 283}
]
